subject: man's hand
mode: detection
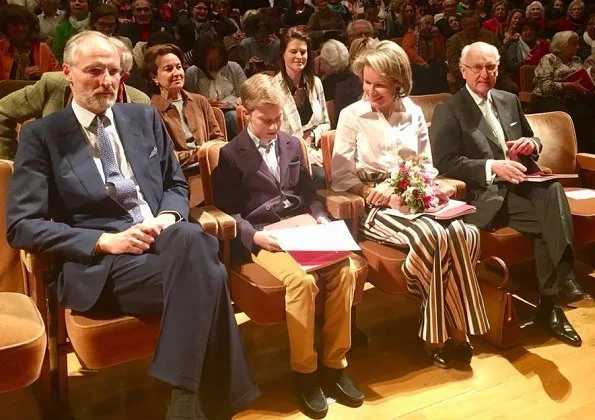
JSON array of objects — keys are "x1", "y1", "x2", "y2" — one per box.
[
  {"x1": 492, "y1": 160, "x2": 527, "y2": 184},
  {"x1": 565, "y1": 81, "x2": 591, "y2": 95},
  {"x1": 24, "y1": 66, "x2": 40, "y2": 78},
  {"x1": 96, "y1": 225, "x2": 156, "y2": 255},
  {"x1": 316, "y1": 216, "x2": 329, "y2": 224},
  {"x1": 506, "y1": 137, "x2": 535, "y2": 160},
  {"x1": 366, "y1": 183, "x2": 393, "y2": 207},
  {"x1": 253, "y1": 231, "x2": 281, "y2": 252}
]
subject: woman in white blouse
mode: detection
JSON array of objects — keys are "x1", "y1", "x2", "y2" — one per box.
[
  {"x1": 331, "y1": 40, "x2": 489, "y2": 368},
  {"x1": 275, "y1": 28, "x2": 330, "y2": 188}
]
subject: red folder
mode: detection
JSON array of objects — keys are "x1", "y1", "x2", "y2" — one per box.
[
  {"x1": 287, "y1": 250, "x2": 352, "y2": 273},
  {"x1": 565, "y1": 68, "x2": 595, "y2": 91}
]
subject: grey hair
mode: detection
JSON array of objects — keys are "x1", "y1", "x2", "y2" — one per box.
[
  {"x1": 550, "y1": 30, "x2": 579, "y2": 54},
  {"x1": 567, "y1": 0, "x2": 585, "y2": 15},
  {"x1": 109, "y1": 37, "x2": 133, "y2": 72},
  {"x1": 347, "y1": 19, "x2": 373, "y2": 39},
  {"x1": 525, "y1": 1, "x2": 544, "y2": 17},
  {"x1": 460, "y1": 42, "x2": 500, "y2": 66},
  {"x1": 63, "y1": 31, "x2": 118, "y2": 66},
  {"x1": 320, "y1": 40, "x2": 349, "y2": 73}
]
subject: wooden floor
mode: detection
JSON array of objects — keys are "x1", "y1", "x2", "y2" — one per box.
[{"x1": 3, "y1": 268, "x2": 595, "y2": 419}]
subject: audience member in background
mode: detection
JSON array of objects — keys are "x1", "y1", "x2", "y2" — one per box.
[
  {"x1": 470, "y1": 0, "x2": 489, "y2": 23},
  {"x1": 533, "y1": 30, "x2": 595, "y2": 153},
  {"x1": 334, "y1": 36, "x2": 378, "y2": 120},
  {"x1": 241, "y1": 13, "x2": 280, "y2": 70},
  {"x1": 185, "y1": 38, "x2": 245, "y2": 138},
  {"x1": 145, "y1": 43, "x2": 225, "y2": 206},
  {"x1": 435, "y1": 0, "x2": 457, "y2": 28},
  {"x1": 213, "y1": 73, "x2": 363, "y2": 419},
  {"x1": 502, "y1": 8, "x2": 524, "y2": 50},
  {"x1": 456, "y1": 0, "x2": 470, "y2": 14},
  {"x1": 427, "y1": 0, "x2": 444, "y2": 16},
  {"x1": 332, "y1": 40, "x2": 489, "y2": 368},
  {"x1": 0, "y1": 5, "x2": 60, "y2": 81},
  {"x1": 120, "y1": 0, "x2": 173, "y2": 47},
  {"x1": 400, "y1": 1, "x2": 418, "y2": 34},
  {"x1": 90, "y1": 4, "x2": 134, "y2": 50},
  {"x1": 307, "y1": 0, "x2": 347, "y2": 49},
  {"x1": 552, "y1": 0, "x2": 566, "y2": 14},
  {"x1": 358, "y1": 0, "x2": 388, "y2": 40},
  {"x1": 403, "y1": 14, "x2": 448, "y2": 94},
  {"x1": 482, "y1": 1, "x2": 508, "y2": 36},
  {"x1": 525, "y1": 1, "x2": 545, "y2": 28},
  {"x1": 38, "y1": 0, "x2": 64, "y2": 41},
  {"x1": 159, "y1": 0, "x2": 186, "y2": 24},
  {"x1": 542, "y1": 7, "x2": 563, "y2": 39},
  {"x1": 558, "y1": 0, "x2": 585, "y2": 33},
  {"x1": 447, "y1": 11, "x2": 517, "y2": 92},
  {"x1": 439, "y1": 10, "x2": 462, "y2": 40},
  {"x1": 319, "y1": 39, "x2": 350, "y2": 101},
  {"x1": 0, "y1": 33, "x2": 150, "y2": 159},
  {"x1": 282, "y1": 0, "x2": 315, "y2": 28},
  {"x1": 131, "y1": 30, "x2": 177, "y2": 83},
  {"x1": 347, "y1": 19, "x2": 375, "y2": 46},
  {"x1": 52, "y1": 0, "x2": 91, "y2": 63},
  {"x1": 578, "y1": 13, "x2": 595, "y2": 60},
  {"x1": 585, "y1": 44, "x2": 595, "y2": 78},
  {"x1": 275, "y1": 28, "x2": 330, "y2": 188},
  {"x1": 327, "y1": 0, "x2": 354, "y2": 24},
  {"x1": 211, "y1": 0, "x2": 240, "y2": 36},
  {"x1": 431, "y1": 41, "x2": 589, "y2": 347},
  {"x1": 506, "y1": 19, "x2": 549, "y2": 84}
]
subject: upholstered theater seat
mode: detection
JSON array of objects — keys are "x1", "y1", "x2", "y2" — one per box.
[{"x1": 480, "y1": 227, "x2": 535, "y2": 265}]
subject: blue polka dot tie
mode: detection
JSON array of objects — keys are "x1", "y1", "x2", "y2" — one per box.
[{"x1": 94, "y1": 115, "x2": 144, "y2": 224}]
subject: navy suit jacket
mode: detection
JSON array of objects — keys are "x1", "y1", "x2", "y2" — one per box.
[
  {"x1": 7, "y1": 103, "x2": 188, "y2": 312},
  {"x1": 213, "y1": 130, "x2": 326, "y2": 253},
  {"x1": 430, "y1": 87, "x2": 541, "y2": 228}
]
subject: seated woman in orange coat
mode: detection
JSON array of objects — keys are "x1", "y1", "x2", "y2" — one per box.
[{"x1": 0, "y1": 5, "x2": 60, "y2": 81}]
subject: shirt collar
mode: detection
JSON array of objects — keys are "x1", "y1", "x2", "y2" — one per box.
[
  {"x1": 71, "y1": 99, "x2": 114, "y2": 129},
  {"x1": 354, "y1": 98, "x2": 407, "y2": 118},
  {"x1": 465, "y1": 83, "x2": 493, "y2": 106},
  {"x1": 247, "y1": 125, "x2": 277, "y2": 150},
  {"x1": 151, "y1": 89, "x2": 192, "y2": 112}
]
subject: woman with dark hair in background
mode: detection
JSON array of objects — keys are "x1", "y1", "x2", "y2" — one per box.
[
  {"x1": 241, "y1": 12, "x2": 280, "y2": 70},
  {"x1": 275, "y1": 28, "x2": 330, "y2": 188},
  {"x1": 401, "y1": 1, "x2": 418, "y2": 34},
  {"x1": 52, "y1": 0, "x2": 90, "y2": 63},
  {"x1": 482, "y1": 1, "x2": 509, "y2": 36},
  {"x1": 185, "y1": 37, "x2": 246, "y2": 138},
  {"x1": 0, "y1": 4, "x2": 60, "y2": 80},
  {"x1": 502, "y1": 8, "x2": 524, "y2": 50},
  {"x1": 90, "y1": 4, "x2": 134, "y2": 50},
  {"x1": 469, "y1": 0, "x2": 489, "y2": 23}
]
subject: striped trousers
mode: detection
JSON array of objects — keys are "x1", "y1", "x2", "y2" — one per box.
[{"x1": 362, "y1": 208, "x2": 490, "y2": 344}]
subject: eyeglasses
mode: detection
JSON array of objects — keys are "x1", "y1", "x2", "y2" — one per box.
[
  {"x1": 77, "y1": 66, "x2": 124, "y2": 79},
  {"x1": 462, "y1": 63, "x2": 499, "y2": 74}
]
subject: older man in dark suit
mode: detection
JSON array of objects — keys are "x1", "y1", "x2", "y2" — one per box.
[
  {"x1": 430, "y1": 41, "x2": 590, "y2": 348},
  {"x1": 6, "y1": 31, "x2": 259, "y2": 419}
]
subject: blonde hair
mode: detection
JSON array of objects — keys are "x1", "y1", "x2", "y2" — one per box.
[
  {"x1": 240, "y1": 73, "x2": 284, "y2": 111},
  {"x1": 550, "y1": 30, "x2": 578, "y2": 54},
  {"x1": 348, "y1": 36, "x2": 379, "y2": 64},
  {"x1": 352, "y1": 40, "x2": 412, "y2": 99}
]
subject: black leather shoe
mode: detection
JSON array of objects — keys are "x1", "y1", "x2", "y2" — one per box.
[
  {"x1": 426, "y1": 347, "x2": 451, "y2": 369},
  {"x1": 295, "y1": 372, "x2": 328, "y2": 419},
  {"x1": 320, "y1": 367, "x2": 364, "y2": 407},
  {"x1": 449, "y1": 341, "x2": 474, "y2": 365},
  {"x1": 535, "y1": 306, "x2": 582, "y2": 347},
  {"x1": 558, "y1": 279, "x2": 593, "y2": 308}
]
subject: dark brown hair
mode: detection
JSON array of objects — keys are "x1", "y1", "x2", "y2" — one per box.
[
  {"x1": 90, "y1": 4, "x2": 121, "y2": 35},
  {"x1": 142, "y1": 44, "x2": 185, "y2": 94},
  {"x1": 278, "y1": 28, "x2": 314, "y2": 94},
  {"x1": 0, "y1": 4, "x2": 40, "y2": 42}
]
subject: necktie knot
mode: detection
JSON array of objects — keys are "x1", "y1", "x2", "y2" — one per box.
[
  {"x1": 90, "y1": 115, "x2": 111, "y2": 134},
  {"x1": 258, "y1": 141, "x2": 272, "y2": 153}
]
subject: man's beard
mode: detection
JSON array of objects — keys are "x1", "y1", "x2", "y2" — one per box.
[{"x1": 85, "y1": 89, "x2": 117, "y2": 113}]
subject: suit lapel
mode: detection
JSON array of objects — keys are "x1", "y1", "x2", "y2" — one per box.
[
  {"x1": 460, "y1": 88, "x2": 503, "y2": 151},
  {"x1": 58, "y1": 106, "x2": 108, "y2": 200},
  {"x1": 490, "y1": 90, "x2": 514, "y2": 141},
  {"x1": 277, "y1": 133, "x2": 292, "y2": 187},
  {"x1": 237, "y1": 130, "x2": 278, "y2": 188}
]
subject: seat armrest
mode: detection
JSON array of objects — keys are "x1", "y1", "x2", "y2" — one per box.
[
  {"x1": 19, "y1": 250, "x2": 52, "y2": 319},
  {"x1": 576, "y1": 153, "x2": 595, "y2": 188},
  {"x1": 539, "y1": 166, "x2": 552, "y2": 174},
  {"x1": 316, "y1": 189, "x2": 365, "y2": 220},
  {"x1": 436, "y1": 177, "x2": 466, "y2": 200},
  {"x1": 189, "y1": 206, "x2": 218, "y2": 237},
  {"x1": 200, "y1": 205, "x2": 237, "y2": 240},
  {"x1": 20, "y1": 250, "x2": 53, "y2": 275}
]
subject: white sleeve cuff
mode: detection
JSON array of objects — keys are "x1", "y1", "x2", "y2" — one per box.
[{"x1": 485, "y1": 159, "x2": 495, "y2": 185}]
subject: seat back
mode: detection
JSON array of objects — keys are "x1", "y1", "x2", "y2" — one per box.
[
  {"x1": 236, "y1": 104, "x2": 246, "y2": 132},
  {"x1": 326, "y1": 99, "x2": 336, "y2": 129},
  {"x1": 0, "y1": 160, "x2": 24, "y2": 293},
  {"x1": 519, "y1": 65, "x2": 536, "y2": 93},
  {"x1": 212, "y1": 106, "x2": 228, "y2": 141},
  {"x1": 0, "y1": 80, "x2": 35, "y2": 100},
  {"x1": 198, "y1": 141, "x2": 228, "y2": 206},
  {"x1": 527, "y1": 111, "x2": 579, "y2": 186},
  {"x1": 320, "y1": 130, "x2": 336, "y2": 188},
  {"x1": 410, "y1": 93, "x2": 451, "y2": 125}
]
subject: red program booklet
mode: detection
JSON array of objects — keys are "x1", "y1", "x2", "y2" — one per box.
[
  {"x1": 524, "y1": 172, "x2": 578, "y2": 182},
  {"x1": 565, "y1": 68, "x2": 595, "y2": 91}
]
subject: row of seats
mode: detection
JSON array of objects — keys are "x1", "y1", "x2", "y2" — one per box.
[{"x1": 4, "y1": 95, "x2": 595, "y2": 419}]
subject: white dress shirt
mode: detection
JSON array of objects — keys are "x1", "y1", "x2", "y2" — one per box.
[
  {"x1": 248, "y1": 125, "x2": 280, "y2": 183},
  {"x1": 331, "y1": 97, "x2": 438, "y2": 192},
  {"x1": 71, "y1": 100, "x2": 154, "y2": 221}
]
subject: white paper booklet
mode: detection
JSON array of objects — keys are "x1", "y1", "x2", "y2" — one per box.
[{"x1": 266, "y1": 220, "x2": 360, "y2": 252}]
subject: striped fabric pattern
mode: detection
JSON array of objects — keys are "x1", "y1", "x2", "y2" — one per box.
[{"x1": 362, "y1": 207, "x2": 490, "y2": 344}]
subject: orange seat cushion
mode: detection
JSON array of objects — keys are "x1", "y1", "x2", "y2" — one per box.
[
  {"x1": 359, "y1": 240, "x2": 408, "y2": 295},
  {"x1": 480, "y1": 227, "x2": 534, "y2": 266},
  {"x1": 0, "y1": 292, "x2": 46, "y2": 393},
  {"x1": 65, "y1": 311, "x2": 160, "y2": 370},
  {"x1": 230, "y1": 253, "x2": 368, "y2": 326}
]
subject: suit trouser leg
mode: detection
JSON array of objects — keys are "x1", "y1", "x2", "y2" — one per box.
[
  {"x1": 504, "y1": 182, "x2": 575, "y2": 295},
  {"x1": 94, "y1": 222, "x2": 259, "y2": 418}
]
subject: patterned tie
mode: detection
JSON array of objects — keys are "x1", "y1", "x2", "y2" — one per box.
[
  {"x1": 479, "y1": 99, "x2": 509, "y2": 159},
  {"x1": 93, "y1": 115, "x2": 144, "y2": 223}
]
